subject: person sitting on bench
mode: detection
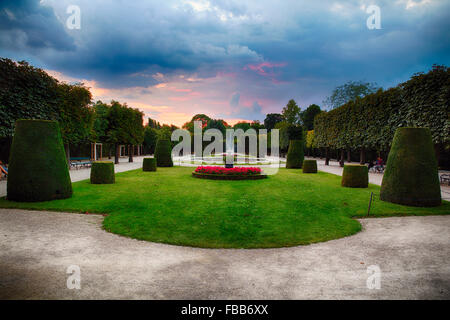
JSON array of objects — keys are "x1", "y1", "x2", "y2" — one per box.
[
  {"x1": 0, "y1": 160, "x2": 8, "y2": 179},
  {"x1": 374, "y1": 156, "x2": 384, "y2": 172}
]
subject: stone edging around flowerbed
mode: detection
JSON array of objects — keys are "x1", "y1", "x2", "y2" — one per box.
[{"x1": 192, "y1": 171, "x2": 268, "y2": 180}]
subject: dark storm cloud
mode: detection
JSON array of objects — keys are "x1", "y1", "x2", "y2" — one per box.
[
  {"x1": 0, "y1": 0, "x2": 75, "y2": 51},
  {"x1": 0, "y1": 0, "x2": 449, "y2": 109}
]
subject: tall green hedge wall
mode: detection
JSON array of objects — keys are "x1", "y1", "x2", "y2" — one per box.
[{"x1": 314, "y1": 65, "x2": 450, "y2": 153}]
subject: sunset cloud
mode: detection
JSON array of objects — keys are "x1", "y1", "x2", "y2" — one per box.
[{"x1": 1, "y1": 0, "x2": 448, "y2": 126}]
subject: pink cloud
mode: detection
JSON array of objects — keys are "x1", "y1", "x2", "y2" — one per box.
[
  {"x1": 169, "y1": 88, "x2": 192, "y2": 93},
  {"x1": 168, "y1": 91, "x2": 202, "y2": 102},
  {"x1": 245, "y1": 62, "x2": 287, "y2": 76},
  {"x1": 45, "y1": 68, "x2": 292, "y2": 128}
]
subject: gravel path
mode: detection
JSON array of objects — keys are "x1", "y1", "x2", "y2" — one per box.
[
  {"x1": 0, "y1": 209, "x2": 449, "y2": 299},
  {"x1": 1, "y1": 156, "x2": 449, "y2": 299}
]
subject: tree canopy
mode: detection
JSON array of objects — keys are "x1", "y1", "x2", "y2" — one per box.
[
  {"x1": 300, "y1": 104, "x2": 321, "y2": 130},
  {"x1": 281, "y1": 99, "x2": 301, "y2": 125},
  {"x1": 0, "y1": 58, "x2": 94, "y2": 148},
  {"x1": 314, "y1": 66, "x2": 449, "y2": 153},
  {"x1": 104, "y1": 100, "x2": 144, "y2": 146},
  {"x1": 323, "y1": 80, "x2": 379, "y2": 110},
  {"x1": 264, "y1": 113, "x2": 283, "y2": 130},
  {"x1": 0, "y1": 58, "x2": 60, "y2": 138},
  {"x1": 57, "y1": 82, "x2": 94, "y2": 146},
  {"x1": 233, "y1": 121, "x2": 252, "y2": 131}
]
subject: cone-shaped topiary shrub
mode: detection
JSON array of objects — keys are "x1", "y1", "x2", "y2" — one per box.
[
  {"x1": 380, "y1": 127, "x2": 441, "y2": 207},
  {"x1": 341, "y1": 165, "x2": 368, "y2": 188},
  {"x1": 143, "y1": 157, "x2": 157, "y2": 171},
  {"x1": 155, "y1": 139, "x2": 173, "y2": 167},
  {"x1": 90, "y1": 161, "x2": 115, "y2": 184},
  {"x1": 7, "y1": 119, "x2": 72, "y2": 202},
  {"x1": 302, "y1": 159, "x2": 317, "y2": 173},
  {"x1": 286, "y1": 140, "x2": 304, "y2": 168}
]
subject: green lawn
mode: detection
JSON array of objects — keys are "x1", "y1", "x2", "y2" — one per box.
[{"x1": 0, "y1": 167, "x2": 448, "y2": 248}]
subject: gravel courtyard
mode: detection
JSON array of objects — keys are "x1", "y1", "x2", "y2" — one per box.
[{"x1": 1, "y1": 208, "x2": 449, "y2": 299}]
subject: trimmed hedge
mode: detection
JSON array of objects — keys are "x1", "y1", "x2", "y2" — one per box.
[
  {"x1": 341, "y1": 165, "x2": 368, "y2": 188},
  {"x1": 302, "y1": 160, "x2": 317, "y2": 173},
  {"x1": 90, "y1": 161, "x2": 115, "y2": 184},
  {"x1": 380, "y1": 127, "x2": 441, "y2": 207},
  {"x1": 314, "y1": 66, "x2": 450, "y2": 153},
  {"x1": 155, "y1": 139, "x2": 173, "y2": 167},
  {"x1": 143, "y1": 157, "x2": 157, "y2": 171},
  {"x1": 7, "y1": 119, "x2": 72, "y2": 202},
  {"x1": 286, "y1": 139, "x2": 304, "y2": 168}
]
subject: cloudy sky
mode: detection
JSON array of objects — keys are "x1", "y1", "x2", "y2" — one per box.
[{"x1": 1, "y1": 0, "x2": 449, "y2": 126}]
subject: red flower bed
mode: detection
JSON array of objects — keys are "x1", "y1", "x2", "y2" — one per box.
[{"x1": 195, "y1": 166, "x2": 261, "y2": 176}]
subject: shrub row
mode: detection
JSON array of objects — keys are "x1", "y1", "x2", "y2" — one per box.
[{"x1": 314, "y1": 66, "x2": 449, "y2": 153}]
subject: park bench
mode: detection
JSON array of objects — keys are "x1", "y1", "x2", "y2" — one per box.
[
  {"x1": 369, "y1": 164, "x2": 384, "y2": 174},
  {"x1": 440, "y1": 173, "x2": 450, "y2": 186},
  {"x1": 70, "y1": 157, "x2": 92, "y2": 169}
]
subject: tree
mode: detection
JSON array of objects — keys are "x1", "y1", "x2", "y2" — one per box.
[
  {"x1": 182, "y1": 114, "x2": 211, "y2": 133},
  {"x1": 0, "y1": 58, "x2": 96, "y2": 163},
  {"x1": 126, "y1": 107, "x2": 144, "y2": 162},
  {"x1": 313, "y1": 65, "x2": 449, "y2": 167},
  {"x1": 0, "y1": 58, "x2": 60, "y2": 138},
  {"x1": 281, "y1": 99, "x2": 301, "y2": 125},
  {"x1": 323, "y1": 80, "x2": 379, "y2": 109},
  {"x1": 105, "y1": 101, "x2": 143, "y2": 164},
  {"x1": 143, "y1": 126, "x2": 158, "y2": 154},
  {"x1": 57, "y1": 82, "x2": 94, "y2": 161},
  {"x1": 158, "y1": 124, "x2": 173, "y2": 140},
  {"x1": 206, "y1": 119, "x2": 228, "y2": 135},
  {"x1": 106, "y1": 101, "x2": 128, "y2": 163},
  {"x1": 306, "y1": 130, "x2": 315, "y2": 149},
  {"x1": 264, "y1": 113, "x2": 283, "y2": 130},
  {"x1": 148, "y1": 117, "x2": 160, "y2": 129},
  {"x1": 287, "y1": 125, "x2": 303, "y2": 140},
  {"x1": 300, "y1": 104, "x2": 321, "y2": 130},
  {"x1": 399, "y1": 65, "x2": 450, "y2": 147},
  {"x1": 92, "y1": 101, "x2": 110, "y2": 143},
  {"x1": 274, "y1": 121, "x2": 290, "y2": 152},
  {"x1": 250, "y1": 120, "x2": 264, "y2": 130},
  {"x1": 233, "y1": 121, "x2": 251, "y2": 131}
]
